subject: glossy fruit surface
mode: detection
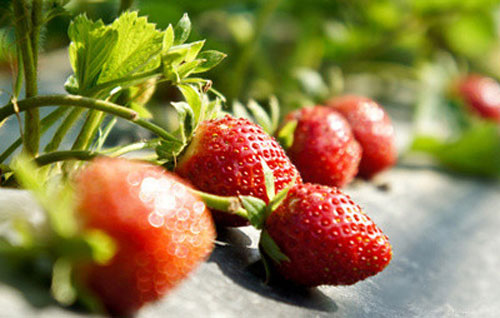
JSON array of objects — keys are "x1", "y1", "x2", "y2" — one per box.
[
  {"x1": 176, "y1": 115, "x2": 301, "y2": 227},
  {"x1": 282, "y1": 106, "x2": 361, "y2": 187},
  {"x1": 77, "y1": 157, "x2": 215, "y2": 315},
  {"x1": 328, "y1": 95, "x2": 397, "y2": 179},
  {"x1": 265, "y1": 183, "x2": 392, "y2": 286}
]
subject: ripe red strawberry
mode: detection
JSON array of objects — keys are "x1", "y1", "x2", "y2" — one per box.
[
  {"x1": 328, "y1": 95, "x2": 397, "y2": 179},
  {"x1": 176, "y1": 115, "x2": 302, "y2": 227},
  {"x1": 265, "y1": 183, "x2": 392, "y2": 286},
  {"x1": 76, "y1": 157, "x2": 215, "y2": 315},
  {"x1": 456, "y1": 74, "x2": 500, "y2": 122},
  {"x1": 281, "y1": 106, "x2": 361, "y2": 187}
]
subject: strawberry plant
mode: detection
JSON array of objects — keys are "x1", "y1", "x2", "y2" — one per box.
[
  {"x1": 0, "y1": 1, "x2": 228, "y2": 314},
  {"x1": 0, "y1": 1, "x2": 396, "y2": 316}
]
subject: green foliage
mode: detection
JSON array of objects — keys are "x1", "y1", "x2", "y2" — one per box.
[
  {"x1": 412, "y1": 123, "x2": 500, "y2": 178},
  {"x1": 0, "y1": 155, "x2": 116, "y2": 308}
]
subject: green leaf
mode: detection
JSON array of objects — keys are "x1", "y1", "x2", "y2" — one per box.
[
  {"x1": 98, "y1": 11, "x2": 163, "y2": 84},
  {"x1": 162, "y1": 24, "x2": 174, "y2": 54},
  {"x1": 259, "y1": 230, "x2": 290, "y2": 264},
  {"x1": 261, "y1": 160, "x2": 275, "y2": 202},
  {"x1": 276, "y1": 120, "x2": 297, "y2": 150},
  {"x1": 68, "y1": 15, "x2": 118, "y2": 92},
  {"x1": 174, "y1": 13, "x2": 191, "y2": 45},
  {"x1": 412, "y1": 123, "x2": 500, "y2": 178},
  {"x1": 171, "y1": 101, "x2": 195, "y2": 143},
  {"x1": 193, "y1": 50, "x2": 227, "y2": 73},
  {"x1": 185, "y1": 40, "x2": 205, "y2": 62},
  {"x1": 248, "y1": 99, "x2": 273, "y2": 134},
  {"x1": 177, "y1": 59, "x2": 204, "y2": 79},
  {"x1": 178, "y1": 84, "x2": 203, "y2": 124},
  {"x1": 239, "y1": 196, "x2": 267, "y2": 229}
]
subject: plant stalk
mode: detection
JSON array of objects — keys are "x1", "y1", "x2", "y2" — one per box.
[
  {"x1": 0, "y1": 95, "x2": 180, "y2": 144},
  {"x1": 12, "y1": 0, "x2": 40, "y2": 156},
  {"x1": 0, "y1": 106, "x2": 68, "y2": 163}
]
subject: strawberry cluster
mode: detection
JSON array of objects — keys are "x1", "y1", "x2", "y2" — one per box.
[
  {"x1": 281, "y1": 96, "x2": 397, "y2": 187},
  {"x1": 68, "y1": 111, "x2": 393, "y2": 315}
]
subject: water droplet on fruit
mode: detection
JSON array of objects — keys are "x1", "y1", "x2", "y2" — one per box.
[
  {"x1": 193, "y1": 201, "x2": 205, "y2": 215},
  {"x1": 127, "y1": 171, "x2": 142, "y2": 186},
  {"x1": 148, "y1": 212, "x2": 164, "y2": 228},
  {"x1": 176, "y1": 208, "x2": 190, "y2": 221},
  {"x1": 140, "y1": 177, "x2": 159, "y2": 202}
]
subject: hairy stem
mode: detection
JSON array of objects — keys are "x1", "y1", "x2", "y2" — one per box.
[
  {"x1": 31, "y1": 0, "x2": 43, "y2": 68},
  {"x1": 0, "y1": 95, "x2": 180, "y2": 144},
  {"x1": 71, "y1": 110, "x2": 105, "y2": 151},
  {"x1": 35, "y1": 150, "x2": 100, "y2": 166},
  {"x1": 0, "y1": 107, "x2": 68, "y2": 163},
  {"x1": 13, "y1": 0, "x2": 40, "y2": 156},
  {"x1": 101, "y1": 140, "x2": 154, "y2": 157},
  {"x1": 45, "y1": 108, "x2": 85, "y2": 152}
]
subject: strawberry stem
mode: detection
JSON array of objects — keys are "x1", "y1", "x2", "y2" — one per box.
[
  {"x1": 0, "y1": 95, "x2": 181, "y2": 145},
  {"x1": 189, "y1": 189, "x2": 249, "y2": 219},
  {"x1": 12, "y1": 0, "x2": 40, "y2": 156},
  {"x1": 35, "y1": 150, "x2": 100, "y2": 166}
]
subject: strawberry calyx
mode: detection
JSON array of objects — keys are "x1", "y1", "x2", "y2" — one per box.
[
  {"x1": 192, "y1": 159, "x2": 295, "y2": 282},
  {"x1": 276, "y1": 120, "x2": 297, "y2": 150}
]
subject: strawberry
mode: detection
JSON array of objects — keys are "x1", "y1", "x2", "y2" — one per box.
[
  {"x1": 76, "y1": 157, "x2": 215, "y2": 315},
  {"x1": 328, "y1": 95, "x2": 397, "y2": 179},
  {"x1": 456, "y1": 74, "x2": 500, "y2": 122},
  {"x1": 175, "y1": 115, "x2": 302, "y2": 227},
  {"x1": 264, "y1": 183, "x2": 392, "y2": 286},
  {"x1": 281, "y1": 106, "x2": 361, "y2": 187}
]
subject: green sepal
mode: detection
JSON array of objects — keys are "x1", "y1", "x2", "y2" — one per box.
[
  {"x1": 277, "y1": 120, "x2": 297, "y2": 150},
  {"x1": 261, "y1": 160, "x2": 275, "y2": 202},
  {"x1": 156, "y1": 139, "x2": 186, "y2": 162},
  {"x1": 204, "y1": 98, "x2": 223, "y2": 120},
  {"x1": 267, "y1": 179, "x2": 294, "y2": 216},
  {"x1": 269, "y1": 96, "x2": 280, "y2": 134},
  {"x1": 259, "y1": 229, "x2": 290, "y2": 265},
  {"x1": 171, "y1": 101, "x2": 195, "y2": 143},
  {"x1": 233, "y1": 100, "x2": 253, "y2": 120},
  {"x1": 239, "y1": 195, "x2": 267, "y2": 229},
  {"x1": 174, "y1": 13, "x2": 191, "y2": 45},
  {"x1": 248, "y1": 99, "x2": 273, "y2": 134}
]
